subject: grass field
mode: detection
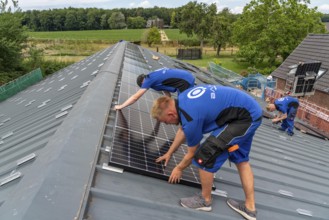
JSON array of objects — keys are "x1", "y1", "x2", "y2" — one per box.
[
  {"x1": 28, "y1": 29, "x2": 146, "y2": 42},
  {"x1": 27, "y1": 29, "x2": 249, "y2": 75},
  {"x1": 28, "y1": 29, "x2": 193, "y2": 42}
]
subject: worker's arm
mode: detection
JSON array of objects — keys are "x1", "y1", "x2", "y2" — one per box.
[
  {"x1": 272, "y1": 112, "x2": 287, "y2": 123},
  {"x1": 156, "y1": 126, "x2": 185, "y2": 166},
  {"x1": 114, "y1": 89, "x2": 147, "y2": 110},
  {"x1": 168, "y1": 144, "x2": 198, "y2": 184}
]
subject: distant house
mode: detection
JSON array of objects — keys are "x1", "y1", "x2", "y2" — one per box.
[
  {"x1": 269, "y1": 34, "x2": 329, "y2": 133},
  {"x1": 146, "y1": 18, "x2": 164, "y2": 29}
]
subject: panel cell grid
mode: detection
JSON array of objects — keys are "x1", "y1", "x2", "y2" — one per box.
[
  {"x1": 109, "y1": 70, "x2": 202, "y2": 187},
  {"x1": 109, "y1": 108, "x2": 201, "y2": 187}
]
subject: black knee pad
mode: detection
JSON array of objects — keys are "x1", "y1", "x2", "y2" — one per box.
[{"x1": 194, "y1": 135, "x2": 227, "y2": 169}]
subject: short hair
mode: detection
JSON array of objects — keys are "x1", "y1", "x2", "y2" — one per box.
[
  {"x1": 266, "y1": 103, "x2": 275, "y2": 111},
  {"x1": 136, "y1": 74, "x2": 146, "y2": 87},
  {"x1": 151, "y1": 96, "x2": 172, "y2": 119}
]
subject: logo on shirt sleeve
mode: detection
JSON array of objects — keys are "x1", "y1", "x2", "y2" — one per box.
[{"x1": 187, "y1": 87, "x2": 207, "y2": 99}]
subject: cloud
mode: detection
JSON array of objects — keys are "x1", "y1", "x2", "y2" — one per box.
[
  {"x1": 318, "y1": 4, "x2": 329, "y2": 13},
  {"x1": 231, "y1": 6, "x2": 244, "y2": 14},
  {"x1": 138, "y1": 1, "x2": 151, "y2": 8}
]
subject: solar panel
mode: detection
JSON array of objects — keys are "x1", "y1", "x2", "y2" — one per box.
[
  {"x1": 108, "y1": 62, "x2": 203, "y2": 187},
  {"x1": 295, "y1": 61, "x2": 321, "y2": 76}
]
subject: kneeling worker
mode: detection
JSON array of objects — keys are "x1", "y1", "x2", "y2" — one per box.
[
  {"x1": 266, "y1": 96, "x2": 299, "y2": 136},
  {"x1": 152, "y1": 85, "x2": 262, "y2": 220},
  {"x1": 114, "y1": 68, "x2": 195, "y2": 110}
]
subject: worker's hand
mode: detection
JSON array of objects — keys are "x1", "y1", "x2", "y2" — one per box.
[
  {"x1": 156, "y1": 152, "x2": 171, "y2": 167},
  {"x1": 272, "y1": 118, "x2": 279, "y2": 123},
  {"x1": 168, "y1": 166, "x2": 182, "y2": 184},
  {"x1": 114, "y1": 105, "x2": 122, "y2": 110}
]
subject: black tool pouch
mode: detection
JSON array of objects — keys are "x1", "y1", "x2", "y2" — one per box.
[{"x1": 194, "y1": 135, "x2": 226, "y2": 169}]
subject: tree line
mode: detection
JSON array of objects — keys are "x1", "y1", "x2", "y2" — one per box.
[
  {"x1": 1, "y1": 0, "x2": 328, "y2": 86},
  {"x1": 20, "y1": 7, "x2": 175, "y2": 31}
]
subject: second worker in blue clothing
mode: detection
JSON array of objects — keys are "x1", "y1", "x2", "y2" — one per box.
[
  {"x1": 114, "y1": 68, "x2": 195, "y2": 110},
  {"x1": 152, "y1": 85, "x2": 262, "y2": 220},
  {"x1": 266, "y1": 96, "x2": 299, "y2": 136}
]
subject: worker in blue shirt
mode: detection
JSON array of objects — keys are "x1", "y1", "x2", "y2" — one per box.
[
  {"x1": 114, "y1": 68, "x2": 195, "y2": 110},
  {"x1": 152, "y1": 85, "x2": 262, "y2": 220},
  {"x1": 266, "y1": 96, "x2": 299, "y2": 136}
]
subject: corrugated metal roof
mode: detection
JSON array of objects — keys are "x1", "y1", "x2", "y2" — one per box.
[
  {"x1": 0, "y1": 41, "x2": 328, "y2": 220},
  {"x1": 271, "y1": 34, "x2": 329, "y2": 93}
]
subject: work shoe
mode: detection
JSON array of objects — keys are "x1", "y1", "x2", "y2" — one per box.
[
  {"x1": 278, "y1": 127, "x2": 286, "y2": 131},
  {"x1": 227, "y1": 199, "x2": 257, "y2": 220},
  {"x1": 180, "y1": 193, "x2": 212, "y2": 211},
  {"x1": 287, "y1": 131, "x2": 294, "y2": 136}
]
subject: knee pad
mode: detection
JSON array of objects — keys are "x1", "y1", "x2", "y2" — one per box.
[{"x1": 194, "y1": 135, "x2": 227, "y2": 169}]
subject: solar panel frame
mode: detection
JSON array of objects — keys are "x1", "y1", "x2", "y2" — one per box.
[{"x1": 108, "y1": 61, "x2": 204, "y2": 188}]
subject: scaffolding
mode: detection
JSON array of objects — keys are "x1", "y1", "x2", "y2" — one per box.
[
  {"x1": 208, "y1": 62, "x2": 243, "y2": 84},
  {"x1": 208, "y1": 62, "x2": 276, "y2": 99}
]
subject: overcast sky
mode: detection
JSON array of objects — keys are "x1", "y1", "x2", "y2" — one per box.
[{"x1": 13, "y1": 0, "x2": 329, "y2": 14}]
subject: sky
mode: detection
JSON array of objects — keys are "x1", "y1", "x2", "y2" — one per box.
[{"x1": 12, "y1": 0, "x2": 329, "y2": 14}]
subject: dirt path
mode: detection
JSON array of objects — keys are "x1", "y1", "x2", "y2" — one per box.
[{"x1": 159, "y1": 30, "x2": 169, "y2": 42}]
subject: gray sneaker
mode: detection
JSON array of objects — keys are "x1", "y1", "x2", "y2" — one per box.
[
  {"x1": 227, "y1": 199, "x2": 257, "y2": 220},
  {"x1": 180, "y1": 193, "x2": 212, "y2": 211}
]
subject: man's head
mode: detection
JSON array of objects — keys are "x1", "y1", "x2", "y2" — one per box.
[
  {"x1": 151, "y1": 96, "x2": 179, "y2": 125},
  {"x1": 136, "y1": 74, "x2": 146, "y2": 87},
  {"x1": 266, "y1": 103, "x2": 276, "y2": 112}
]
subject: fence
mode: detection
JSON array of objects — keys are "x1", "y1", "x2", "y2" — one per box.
[
  {"x1": 0, "y1": 68, "x2": 43, "y2": 102},
  {"x1": 177, "y1": 48, "x2": 202, "y2": 60}
]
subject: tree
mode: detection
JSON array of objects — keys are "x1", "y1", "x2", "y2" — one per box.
[
  {"x1": 100, "y1": 13, "x2": 109, "y2": 29},
  {"x1": 0, "y1": 0, "x2": 27, "y2": 72},
  {"x1": 64, "y1": 10, "x2": 78, "y2": 30},
  {"x1": 108, "y1": 11, "x2": 126, "y2": 29},
  {"x1": 211, "y1": 8, "x2": 236, "y2": 56},
  {"x1": 178, "y1": 1, "x2": 217, "y2": 48},
  {"x1": 170, "y1": 11, "x2": 177, "y2": 28},
  {"x1": 143, "y1": 27, "x2": 161, "y2": 47},
  {"x1": 86, "y1": 9, "x2": 101, "y2": 30},
  {"x1": 127, "y1": 16, "x2": 146, "y2": 29},
  {"x1": 232, "y1": 0, "x2": 326, "y2": 66}
]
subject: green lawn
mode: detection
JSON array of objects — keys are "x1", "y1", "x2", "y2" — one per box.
[
  {"x1": 164, "y1": 29, "x2": 196, "y2": 40},
  {"x1": 28, "y1": 29, "x2": 146, "y2": 42},
  {"x1": 181, "y1": 55, "x2": 249, "y2": 74}
]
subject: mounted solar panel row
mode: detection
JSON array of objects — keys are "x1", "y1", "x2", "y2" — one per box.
[
  {"x1": 108, "y1": 45, "x2": 202, "y2": 187},
  {"x1": 109, "y1": 108, "x2": 202, "y2": 188}
]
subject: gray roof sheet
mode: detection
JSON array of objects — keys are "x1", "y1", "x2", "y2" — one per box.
[
  {"x1": 271, "y1": 34, "x2": 329, "y2": 92},
  {"x1": 0, "y1": 41, "x2": 329, "y2": 220}
]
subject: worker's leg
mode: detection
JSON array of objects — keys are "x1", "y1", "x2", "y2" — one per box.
[
  {"x1": 280, "y1": 120, "x2": 288, "y2": 131},
  {"x1": 286, "y1": 107, "x2": 297, "y2": 134},
  {"x1": 199, "y1": 169, "x2": 214, "y2": 203},
  {"x1": 236, "y1": 161, "x2": 256, "y2": 211}
]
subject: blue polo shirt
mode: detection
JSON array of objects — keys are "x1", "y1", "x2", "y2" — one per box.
[
  {"x1": 141, "y1": 68, "x2": 195, "y2": 93},
  {"x1": 274, "y1": 96, "x2": 299, "y2": 114},
  {"x1": 177, "y1": 85, "x2": 263, "y2": 146}
]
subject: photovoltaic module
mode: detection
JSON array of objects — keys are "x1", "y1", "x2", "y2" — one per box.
[{"x1": 108, "y1": 58, "x2": 202, "y2": 187}]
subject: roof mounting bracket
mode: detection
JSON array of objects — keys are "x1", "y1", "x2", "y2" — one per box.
[
  {"x1": 296, "y1": 208, "x2": 313, "y2": 217},
  {"x1": 211, "y1": 189, "x2": 228, "y2": 198},
  {"x1": 102, "y1": 163, "x2": 123, "y2": 173}
]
